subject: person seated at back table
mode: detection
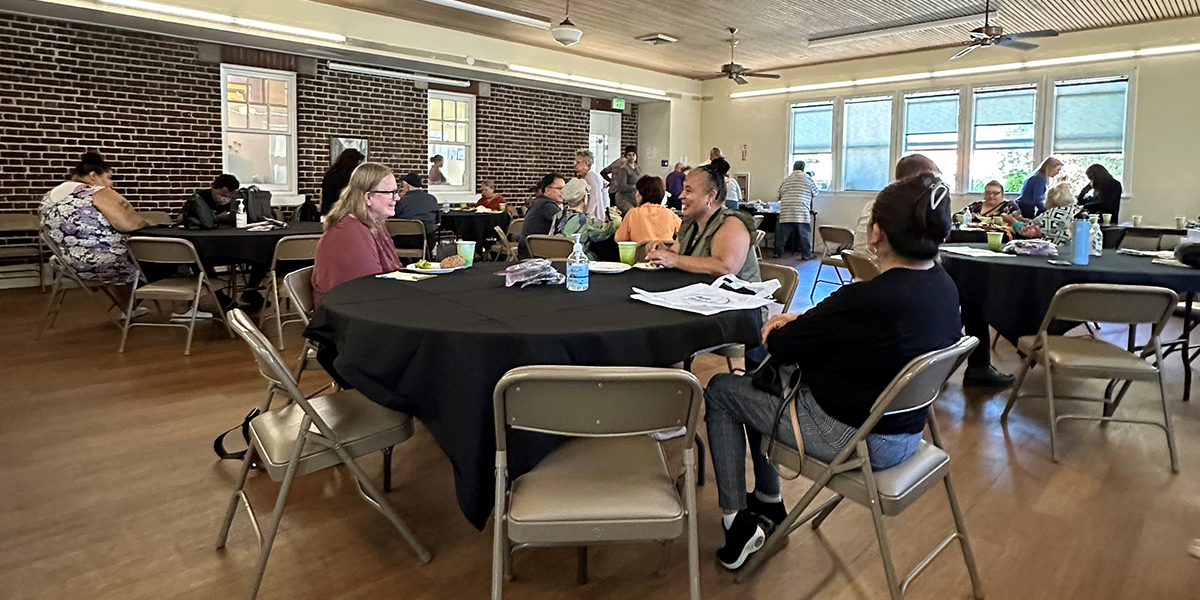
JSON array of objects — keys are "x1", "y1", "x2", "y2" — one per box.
[
  {"x1": 644, "y1": 158, "x2": 760, "y2": 282},
  {"x1": 555, "y1": 177, "x2": 620, "y2": 260},
  {"x1": 853, "y1": 154, "x2": 939, "y2": 252},
  {"x1": 185, "y1": 173, "x2": 240, "y2": 225},
  {"x1": 519, "y1": 173, "x2": 564, "y2": 259},
  {"x1": 1077, "y1": 164, "x2": 1122, "y2": 222},
  {"x1": 704, "y1": 173, "x2": 962, "y2": 570},
  {"x1": 615, "y1": 174, "x2": 681, "y2": 244},
  {"x1": 956, "y1": 180, "x2": 1021, "y2": 223},
  {"x1": 1006, "y1": 182, "x2": 1078, "y2": 245},
  {"x1": 394, "y1": 172, "x2": 441, "y2": 255},
  {"x1": 475, "y1": 180, "x2": 506, "y2": 212},
  {"x1": 311, "y1": 163, "x2": 402, "y2": 306},
  {"x1": 321, "y1": 148, "x2": 365, "y2": 215}
]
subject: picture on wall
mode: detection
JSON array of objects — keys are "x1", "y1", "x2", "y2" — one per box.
[{"x1": 330, "y1": 136, "x2": 369, "y2": 163}]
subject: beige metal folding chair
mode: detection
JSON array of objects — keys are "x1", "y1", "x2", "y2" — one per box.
[
  {"x1": 809, "y1": 225, "x2": 854, "y2": 300},
  {"x1": 279, "y1": 266, "x2": 333, "y2": 390},
  {"x1": 36, "y1": 231, "x2": 124, "y2": 339},
  {"x1": 752, "y1": 229, "x2": 766, "y2": 262},
  {"x1": 507, "y1": 218, "x2": 524, "y2": 240},
  {"x1": 736, "y1": 337, "x2": 984, "y2": 600},
  {"x1": 386, "y1": 219, "x2": 428, "y2": 261},
  {"x1": 0, "y1": 213, "x2": 45, "y2": 290},
  {"x1": 121, "y1": 237, "x2": 232, "y2": 355},
  {"x1": 841, "y1": 248, "x2": 881, "y2": 282},
  {"x1": 759, "y1": 262, "x2": 800, "y2": 311},
  {"x1": 1118, "y1": 230, "x2": 1163, "y2": 252},
  {"x1": 1002, "y1": 283, "x2": 1179, "y2": 472},
  {"x1": 752, "y1": 214, "x2": 764, "y2": 230},
  {"x1": 260, "y1": 234, "x2": 320, "y2": 350},
  {"x1": 526, "y1": 234, "x2": 573, "y2": 260},
  {"x1": 489, "y1": 225, "x2": 519, "y2": 263},
  {"x1": 492, "y1": 366, "x2": 702, "y2": 600},
  {"x1": 216, "y1": 310, "x2": 430, "y2": 600},
  {"x1": 137, "y1": 210, "x2": 173, "y2": 226}
]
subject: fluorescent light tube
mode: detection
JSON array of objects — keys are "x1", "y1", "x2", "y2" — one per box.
[
  {"x1": 508, "y1": 64, "x2": 568, "y2": 78},
  {"x1": 98, "y1": 0, "x2": 345, "y2": 42},
  {"x1": 328, "y1": 62, "x2": 470, "y2": 87},
  {"x1": 853, "y1": 72, "x2": 932, "y2": 86},
  {"x1": 931, "y1": 62, "x2": 1024, "y2": 78},
  {"x1": 411, "y1": 0, "x2": 551, "y2": 29},
  {"x1": 1135, "y1": 43, "x2": 1200, "y2": 56},
  {"x1": 508, "y1": 65, "x2": 667, "y2": 97},
  {"x1": 1022, "y1": 50, "x2": 1135, "y2": 68},
  {"x1": 620, "y1": 83, "x2": 667, "y2": 96},
  {"x1": 232, "y1": 18, "x2": 345, "y2": 42}
]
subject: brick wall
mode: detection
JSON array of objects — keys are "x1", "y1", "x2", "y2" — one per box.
[{"x1": 0, "y1": 12, "x2": 637, "y2": 266}]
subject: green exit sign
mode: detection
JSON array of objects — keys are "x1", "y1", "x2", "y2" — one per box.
[{"x1": 611, "y1": 97, "x2": 626, "y2": 110}]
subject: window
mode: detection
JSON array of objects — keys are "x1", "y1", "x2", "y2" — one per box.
[
  {"x1": 842, "y1": 95, "x2": 892, "y2": 191},
  {"x1": 789, "y1": 101, "x2": 834, "y2": 190},
  {"x1": 1052, "y1": 77, "x2": 1128, "y2": 190},
  {"x1": 903, "y1": 91, "x2": 959, "y2": 188},
  {"x1": 428, "y1": 91, "x2": 475, "y2": 190},
  {"x1": 969, "y1": 84, "x2": 1036, "y2": 192},
  {"x1": 221, "y1": 65, "x2": 296, "y2": 194}
]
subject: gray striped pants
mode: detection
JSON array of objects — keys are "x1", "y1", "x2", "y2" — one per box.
[{"x1": 704, "y1": 373, "x2": 922, "y2": 512}]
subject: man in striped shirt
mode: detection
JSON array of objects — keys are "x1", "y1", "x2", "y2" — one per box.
[{"x1": 775, "y1": 161, "x2": 817, "y2": 259}]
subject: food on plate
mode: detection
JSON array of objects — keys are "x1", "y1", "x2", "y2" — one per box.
[
  {"x1": 440, "y1": 254, "x2": 466, "y2": 269},
  {"x1": 414, "y1": 259, "x2": 433, "y2": 269}
]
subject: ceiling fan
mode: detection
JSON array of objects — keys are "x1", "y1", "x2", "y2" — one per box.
[
  {"x1": 950, "y1": 0, "x2": 1059, "y2": 60},
  {"x1": 711, "y1": 27, "x2": 781, "y2": 84}
]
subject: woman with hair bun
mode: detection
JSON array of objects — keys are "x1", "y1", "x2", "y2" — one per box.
[
  {"x1": 40, "y1": 151, "x2": 149, "y2": 309},
  {"x1": 702, "y1": 172, "x2": 963, "y2": 571},
  {"x1": 644, "y1": 157, "x2": 759, "y2": 281}
]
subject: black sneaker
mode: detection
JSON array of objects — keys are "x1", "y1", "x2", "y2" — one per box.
[
  {"x1": 240, "y1": 289, "x2": 265, "y2": 311},
  {"x1": 717, "y1": 511, "x2": 767, "y2": 570},
  {"x1": 746, "y1": 492, "x2": 788, "y2": 531},
  {"x1": 963, "y1": 365, "x2": 1016, "y2": 388}
]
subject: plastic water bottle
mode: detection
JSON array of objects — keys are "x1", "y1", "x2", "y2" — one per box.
[
  {"x1": 235, "y1": 198, "x2": 248, "y2": 229},
  {"x1": 1089, "y1": 216, "x2": 1103, "y2": 257},
  {"x1": 566, "y1": 233, "x2": 589, "y2": 292}
]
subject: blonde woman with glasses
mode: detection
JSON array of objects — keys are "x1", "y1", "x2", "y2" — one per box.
[{"x1": 311, "y1": 163, "x2": 402, "y2": 305}]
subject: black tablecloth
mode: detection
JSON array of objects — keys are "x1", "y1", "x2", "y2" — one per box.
[
  {"x1": 741, "y1": 207, "x2": 778, "y2": 233},
  {"x1": 135, "y1": 222, "x2": 323, "y2": 265},
  {"x1": 945, "y1": 228, "x2": 989, "y2": 244},
  {"x1": 439, "y1": 210, "x2": 512, "y2": 244},
  {"x1": 304, "y1": 264, "x2": 763, "y2": 529},
  {"x1": 941, "y1": 244, "x2": 1200, "y2": 341}
]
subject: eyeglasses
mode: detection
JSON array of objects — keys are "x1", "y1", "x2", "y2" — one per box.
[
  {"x1": 370, "y1": 189, "x2": 400, "y2": 199},
  {"x1": 546, "y1": 185, "x2": 564, "y2": 191}
]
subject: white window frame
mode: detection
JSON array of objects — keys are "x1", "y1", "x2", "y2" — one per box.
[
  {"x1": 900, "y1": 89, "x2": 962, "y2": 188},
  {"x1": 219, "y1": 64, "x2": 298, "y2": 196},
  {"x1": 840, "y1": 94, "x2": 894, "y2": 192},
  {"x1": 781, "y1": 65, "x2": 1137, "y2": 196},
  {"x1": 786, "y1": 100, "x2": 837, "y2": 191},
  {"x1": 427, "y1": 90, "x2": 476, "y2": 194}
]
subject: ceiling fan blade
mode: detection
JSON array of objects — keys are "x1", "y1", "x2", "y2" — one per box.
[
  {"x1": 969, "y1": 30, "x2": 990, "y2": 39},
  {"x1": 734, "y1": 74, "x2": 749, "y2": 85},
  {"x1": 1006, "y1": 29, "x2": 1060, "y2": 39},
  {"x1": 996, "y1": 38, "x2": 1039, "y2": 51},
  {"x1": 950, "y1": 44, "x2": 979, "y2": 60},
  {"x1": 745, "y1": 72, "x2": 781, "y2": 79}
]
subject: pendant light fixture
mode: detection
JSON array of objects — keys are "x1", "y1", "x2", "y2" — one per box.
[{"x1": 550, "y1": 0, "x2": 582, "y2": 46}]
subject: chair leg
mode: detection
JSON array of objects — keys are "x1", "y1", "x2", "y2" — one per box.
[
  {"x1": 858, "y1": 441, "x2": 902, "y2": 600},
  {"x1": 1157, "y1": 364, "x2": 1180, "y2": 473},
  {"x1": 1001, "y1": 355, "x2": 1035, "y2": 421},
  {"x1": 492, "y1": 462, "x2": 508, "y2": 600},
  {"x1": 809, "y1": 263, "x2": 823, "y2": 300},
  {"x1": 811, "y1": 494, "x2": 843, "y2": 530},
  {"x1": 216, "y1": 443, "x2": 260, "y2": 549},
  {"x1": 339, "y1": 448, "x2": 431, "y2": 562},
  {"x1": 1043, "y1": 358, "x2": 1060, "y2": 463},
  {"x1": 737, "y1": 469, "x2": 832, "y2": 583},
  {"x1": 684, "y1": 447, "x2": 700, "y2": 600},
  {"x1": 656, "y1": 540, "x2": 672, "y2": 576},
  {"x1": 944, "y1": 472, "x2": 986, "y2": 599},
  {"x1": 694, "y1": 436, "x2": 706, "y2": 487},
  {"x1": 183, "y1": 296, "x2": 199, "y2": 357},
  {"x1": 383, "y1": 446, "x2": 394, "y2": 493},
  {"x1": 35, "y1": 279, "x2": 64, "y2": 340},
  {"x1": 271, "y1": 276, "x2": 285, "y2": 350},
  {"x1": 576, "y1": 547, "x2": 588, "y2": 585},
  {"x1": 246, "y1": 416, "x2": 310, "y2": 600},
  {"x1": 117, "y1": 288, "x2": 136, "y2": 353}
]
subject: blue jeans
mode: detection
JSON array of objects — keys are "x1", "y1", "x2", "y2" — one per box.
[
  {"x1": 774, "y1": 222, "x2": 812, "y2": 257},
  {"x1": 704, "y1": 373, "x2": 922, "y2": 511}
]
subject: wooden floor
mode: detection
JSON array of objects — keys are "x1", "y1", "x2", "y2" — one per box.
[{"x1": 2, "y1": 259, "x2": 1197, "y2": 600}]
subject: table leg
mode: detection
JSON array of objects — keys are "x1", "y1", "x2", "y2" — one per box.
[
  {"x1": 1184, "y1": 293, "x2": 1194, "y2": 402},
  {"x1": 1104, "y1": 324, "x2": 1139, "y2": 416}
]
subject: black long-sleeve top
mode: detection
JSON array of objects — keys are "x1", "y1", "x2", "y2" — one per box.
[
  {"x1": 1078, "y1": 180, "x2": 1123, "y2": 222},
  {"x1": 766, "y1": 266, "x2": 963, "y2": 434}
]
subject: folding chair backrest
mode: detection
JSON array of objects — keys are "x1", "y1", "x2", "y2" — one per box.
[
  {"x1": 841, "y1": 249, "x2": 881, "y2": 282},
  {"x1": 227, "y1": 308, "x2": 304, "y2": 401},
  {"x1": 282, "y1": 266, "x2": 315, "y2": 324},
  {"x1": 867, "y1": 336, "x2": 978, "y2": 418},
  {"x1": 0, "y1": 213, "x2": 39, "y2": 231},
  {"x1": 493, "y1": 225, "x2": 509, "y2": 244},
  {"x1": 137, "y1": 211, "x2": 173, "y2": 226},
  {"x1": 507, "y1": 218, "x2": 524, "y2": 238},
  {"x1": 386, "y1": 219, "x2": 427, "y2": 237},
  {"x1": 753, "y1": 214, "x2": 764, "y2": 230},
  {"x1": 127, "y1": 236, "x2": 203, "y2": 266},
  {"x1": 753, "y1": 229, "x2": 766, "y2": 259},
  {"x1": 818, "y1": 226, "x2": 855, "y2": 253},
  {"x1": 1041, "y1": 284, "x2": 1178, "y2": 336},
  {"x1": 493, "y1": 366, "x2": 703, "y2": 451},
  {"x1": 759, "y1": 262, "x2": 799, "y2": 309},
  {"x1": 1119, "y1": 231, "x2": 1162, "y2": 252},
  {"x1": 272, "y1": 234, "x2": 321, "y2": 265},
  {"x1": 526, "y1": 234, "x2": 574, "y2": 259}
]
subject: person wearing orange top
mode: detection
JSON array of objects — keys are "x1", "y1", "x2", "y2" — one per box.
[
  {"x1": 615, "y1": 175, "x2": 681, "y2": 243},
  {"x1": 474, "y1": 180, "x2": 507, "y2": 211}
]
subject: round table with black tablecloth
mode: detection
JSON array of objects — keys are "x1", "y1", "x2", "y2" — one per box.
[
  {"x1": 134, "y1": 222, "x2": 324, "y2": 266},
  {"x1": 439, "y1": 210, "x2": 512, "y2": 245},
  {"x1": 304, "y1": 263, "x2": 763, "y2": 529},
  {"x1": 941, "y1": 243, "x2": 1200, "y2": 397}
]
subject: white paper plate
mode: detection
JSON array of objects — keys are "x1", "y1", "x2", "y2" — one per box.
[
  {"x1": 633, "y1": 262, "x2": 665, "y2": 270},
  {"x1": 589, "y1": 261, "x2": 631, "y2": 274},
  {"x1": 403, "y1": 262, "x2": 466, "y2": 274}
]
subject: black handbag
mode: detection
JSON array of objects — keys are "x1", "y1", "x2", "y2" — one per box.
[
  {"x1": 182, "y1": 194, "x2": 219, "y2": 230},
  {"x1": 212, "y1": 408, "x2": 260, "y2": 462},
  {"x1": 751, "y1": 356, "x2": 806, "y2": 480}
]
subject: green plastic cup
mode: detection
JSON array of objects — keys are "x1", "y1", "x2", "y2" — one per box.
[
  {"x1": 618, "y1": 241, "x2": 637, "y2": 265},
  {"x1": 1101, "y1": 214, "x2": 1111, "y2": 225},
  {"x1": 987, "y1": 231, "x2": 1003, "y2": 252},
  {"x1": 456, "y1": 240, "x2": 476, "y2": 267},
  {"x1": 1132, "y1": 215, "x2": 1143, "y2": 227},
  {"x1": 1176, "y1": 216, "x2": 1187, "y2": 229}
]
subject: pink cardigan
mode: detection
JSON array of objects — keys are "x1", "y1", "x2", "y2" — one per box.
[{"x1": 312, "y1": 216, "x2": 401, "y2": 306}]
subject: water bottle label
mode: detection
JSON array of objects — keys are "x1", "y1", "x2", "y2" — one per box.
[{"x1": 566, "y1": 263, "x2": 588, "y2": 291}]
